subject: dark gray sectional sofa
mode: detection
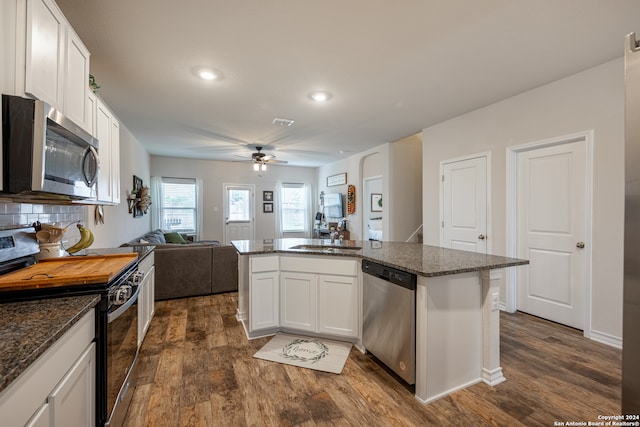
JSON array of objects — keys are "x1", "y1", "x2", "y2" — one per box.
[{"x1": 122, "y1": 229, "x2": 238, "y2": 300}]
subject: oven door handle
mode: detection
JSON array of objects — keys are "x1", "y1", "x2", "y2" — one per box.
[{"x1": 107, "y1": 284, "x2": 141, "y2": 323}]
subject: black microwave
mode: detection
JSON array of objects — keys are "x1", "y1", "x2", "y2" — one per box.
[{"x1": 2, "y1": 94, "x2": 99, "y2": 199}]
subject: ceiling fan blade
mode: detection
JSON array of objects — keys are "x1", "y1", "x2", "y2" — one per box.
[{"x1": 266, "y1": 159, "x2": 288, "y2": 164}]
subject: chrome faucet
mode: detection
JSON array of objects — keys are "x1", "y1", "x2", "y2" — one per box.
[{"x1": 330, "y1": 228, "x2": 339, "y2": 244}]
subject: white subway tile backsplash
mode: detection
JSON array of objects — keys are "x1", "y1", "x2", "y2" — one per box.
[{"x1": 0, "y1": 202, "x2": 84, "y2": 230}]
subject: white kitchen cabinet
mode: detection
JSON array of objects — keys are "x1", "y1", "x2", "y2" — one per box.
[
  {"x1": 251, "y1": 272, "x2": 279, "y2": 331},
  {"x1": 24, "y1": 0, "x2": 65, "y2": 110},
  {"x1": 95, "y1": 98, "x2": 120, "y2": 204},
  {"x1": 48, "y1": 343, "x2": 95, "y2": 426},
  {"x1": 249, "y1": 255, "x2": 279, "y2": 331},
  {"x1": 63, "y1": 26, "x2": 90, "y2": 128},
  {"x1": 318, "y1": 274, "x2": 358, "y2": 337},
  {"x1": 0, "y1": 310, "x2": 95, "y2": 426},
  {"x1": 280, "y1": 272, "x2": 317, "y2": 332},
  {"x1": 138, "y1": 252, "x2": 155, "y2": 347},
  {"x1": 2, "y1": 0, "x2": 91, "y2": 131}
]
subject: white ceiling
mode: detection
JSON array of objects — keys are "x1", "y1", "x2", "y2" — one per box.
[{"x1": 56, "y1": 0, "x2": 640, "y2": 167}]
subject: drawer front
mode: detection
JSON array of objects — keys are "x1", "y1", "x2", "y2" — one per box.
[
  {"x1": 251, "y1": 255, "x2": 279, "y2": 273},
  {"x1": 280, "y1": 256, "x2": 357, "y2": 276}
]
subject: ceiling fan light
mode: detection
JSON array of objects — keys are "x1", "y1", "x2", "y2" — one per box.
[
  {"x1": 199, "y1": 70, "x2": 217, "y2": 80},
  {"x1": 253, "y1": 163, "x2": 260, "y2": 171},
  {"x1": 261, "y1": 163, "x2": 267, "y2": 171}
]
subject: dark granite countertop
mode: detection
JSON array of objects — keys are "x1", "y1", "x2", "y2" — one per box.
[
  {"x1": 231, "y1": 238, "x2": 528, "y2": 277},
  {"x1": 0, "y1": 295, "x2": 100, "y2": 393}
]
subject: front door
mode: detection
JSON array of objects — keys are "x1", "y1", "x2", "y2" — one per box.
[
  {"x1": 516, "y1": 139, "x2": 588, "y2": 329},
  {"x1": 441, "y1": 155, "x2": 488, "y2": 253},
  {"x1": 223, "y1": 184, "x2": 255, "y2": 244}
]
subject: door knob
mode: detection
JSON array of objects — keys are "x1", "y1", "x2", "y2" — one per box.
[
  {"x1": 478, "y1": 234, "x2": 486, "y2": 240},
  {"x1": 576, "y1": 242, "x2": 585, "y2": 249}
]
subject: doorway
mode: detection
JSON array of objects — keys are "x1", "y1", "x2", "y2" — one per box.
[
  {"x1": 440, "y1": 153, "x2": 490, "y2": 254},
  {"x1": 506, "y1": 131, "x2": 593, "y2": 332},
  {"x1": 223, "y1": 184, "x2": 255, "y2": 244}
]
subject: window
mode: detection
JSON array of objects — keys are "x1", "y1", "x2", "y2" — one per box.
[
  {"x1": 159, "y1": 178, "x2": 199, "y2": 234},
  {"x1": 227, "y1": 187, "x2": 252, "y2": 221},
  {"x1": 280, "y1": 183, "x2": 308, "y2": 232}
]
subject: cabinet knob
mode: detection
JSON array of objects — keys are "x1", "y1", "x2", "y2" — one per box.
[{"x1": 576, "y1": 242, "x2": 585, "y2": 249}]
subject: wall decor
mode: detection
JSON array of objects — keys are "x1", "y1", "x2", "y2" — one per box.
[
  {"x1": 347, "y1": 184, "x2": 356, "y2": 215},
  {"x1": 327, "y1": 173, "x2": 347, "y2": 187},
  {"x1": 127, "y1": 175, "x2": 151, "y2": 217},
  {"x1": 263, "y1": 190, "x2": 273, "y2": 201},
  {"x1": 263, "y1": 202, "x2": 273, "y2": 213},
  {"x1": 371, "y1": 193, "x2": 382, "y2": 212}
]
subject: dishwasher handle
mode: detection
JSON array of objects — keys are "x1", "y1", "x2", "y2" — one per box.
[{"x1": 362, "y1": 260, "x2": 417, "y2": 290}]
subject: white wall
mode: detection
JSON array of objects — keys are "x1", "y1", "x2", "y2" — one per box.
[
  {"x1": 422, "y1": 58, "x2": 625, "y2": 342},
  {"x1": 389, "y1": 133, "x2": 422, "y2": 241},
  {"x1": 150, "y1": 157, "x2": 317, "y2": 241},
  {"x1": 87, "y1": 125, "x2": 151, "y2": 248}
]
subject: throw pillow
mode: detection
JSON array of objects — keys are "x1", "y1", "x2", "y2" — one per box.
[
  {"x1": 143, "y1": 229, "x2": 166, "y2": 244},
  {"x1": 164, "y1": 232, "x2": 187, "y2": 244}
]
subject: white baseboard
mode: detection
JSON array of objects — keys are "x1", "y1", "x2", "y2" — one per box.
[
  {"x1": 588, "y1": 329, "x2": 622, "y2": 349},
  {"x1": 415, "y1": 378, "x2": 482, "y2": 405},
  {"x1": 482, "y1": 367, "x2": 506, "y2": 386}
]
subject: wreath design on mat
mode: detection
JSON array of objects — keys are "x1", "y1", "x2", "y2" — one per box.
[{"x1": 281, "y1": 338, "x2": 329, "y2": 364}]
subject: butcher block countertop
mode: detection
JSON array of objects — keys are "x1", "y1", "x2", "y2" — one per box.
[{"x1": 0, "y1": 253, "x2": 138, "y2": 291}]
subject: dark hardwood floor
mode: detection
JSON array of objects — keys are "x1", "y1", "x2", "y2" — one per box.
[{"x1": 123, "y1": 293, "x2": 621, "y2": 426}]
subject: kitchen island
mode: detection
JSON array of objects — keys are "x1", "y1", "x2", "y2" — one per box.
[{"x1": 232, "y1": 238, "x2": 528, "y2": 404}]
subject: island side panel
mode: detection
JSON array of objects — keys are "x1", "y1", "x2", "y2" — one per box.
[{"x1": 415, "y1": 272, "x2": 484, "y2": 404}]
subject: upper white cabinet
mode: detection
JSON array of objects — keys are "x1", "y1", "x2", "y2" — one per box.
[
  {"x1": 24, "y1": 0, "x2": 65, "y2": 110},
  {"x1": 63, "y1": 26, "x2": 91, "y2": 128},
  {"x1": 2, "y1": 0, "x2": 91, "y2": 132},
  {"x1": 94, "y1": 98, "x2": 120, "y2": 204}
]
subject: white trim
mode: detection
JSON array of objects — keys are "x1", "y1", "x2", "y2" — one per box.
[
  {"x1": 415, "y1": 378, "x2": 483, "y2": 405},
  {"x1": 439, "y1": 151, "x2": 492, "y2": 254},
  {"x1": 505, "y1": 130, "x2": 594, "y2": 338},
  {"x1": 589, "y1": 330, "x2": 623, "y2": 349}
]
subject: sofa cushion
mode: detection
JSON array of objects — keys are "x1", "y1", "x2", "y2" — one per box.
[
  {"x1": 141, "y1": 229, "x2": 166, "y2": 244},
  {"x1": 164, "y1": 232, "x2": 187, "y2": 244}
]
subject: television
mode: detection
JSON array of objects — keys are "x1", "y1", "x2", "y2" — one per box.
[{"x1": 324, "y1": 193, "x2": 343, "y2": 218}]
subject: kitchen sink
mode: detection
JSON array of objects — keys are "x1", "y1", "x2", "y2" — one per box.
[{"x1": 289, "y1": 244, "x2": 362, "y2": 252}]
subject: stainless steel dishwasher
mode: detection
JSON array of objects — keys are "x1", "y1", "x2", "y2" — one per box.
[{"x1": 362, "y1": 259, "x2": 417, "y2": 384}]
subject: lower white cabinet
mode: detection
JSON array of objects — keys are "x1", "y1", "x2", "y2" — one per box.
[
  {"x1": 0, "y1": 310, "x2": 95, "y2": 426},
  {"x1": 318, "y1": 274, "x2": 358, "y2": 337},
  {"x1": 138, "y1": 252, "x2": 155, "y2": 347},
  {"x1": 250, "y1": 271, "x2": 279, "y2": 331},
  {"x1": 280, "y1": 272, "x2": 317, "y2": 332},
  {"x1": 249, "y1": 255, "x2": 360, "y2": 339}
]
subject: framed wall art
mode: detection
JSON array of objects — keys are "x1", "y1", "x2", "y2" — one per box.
[
  {"x1": 371, "y1": 193, "x2": 382, "y2": 212},
  {"x1": 263, "y1": 191, "x2": 273, "y2": 201},
  {"x1": 327, "y1": 172, "x2": 347, "y2": 187},
  {"x1": 263, "y1": 203, "x2": 273, "y2": 213}
]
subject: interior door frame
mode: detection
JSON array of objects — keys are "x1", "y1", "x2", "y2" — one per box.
[
  {"x1": 439, "y1": 151, "x2": 492, "y2": 254},
  {"x1": 505, "y1": 130, "x2": 594, "y2": 337}
]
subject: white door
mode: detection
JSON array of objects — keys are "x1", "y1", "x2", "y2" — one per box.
[
  {"x1": 516, "y1": 140, "x2": 587, "y2": 329},
  {"x1": 441, "y1": 156, "x2": 488, "y2": 253},
  {"x1": 224, "y1": 184, "x2": 255, "y2": 244}
]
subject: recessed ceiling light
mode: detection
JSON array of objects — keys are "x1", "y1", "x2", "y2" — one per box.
[
  {"x1": 309, "y1": 91, "x2": 332, "y2": 102},
  {"x1": 192, "y1": 66, "x2": 223, "y2": 81}
]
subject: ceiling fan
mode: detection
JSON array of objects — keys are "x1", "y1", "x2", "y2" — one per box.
[{"x1": 235, "y1": 146, "x2": 288, "y2": 171}]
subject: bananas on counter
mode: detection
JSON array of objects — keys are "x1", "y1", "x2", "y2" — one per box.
[{"x1": 66, "y1": 224, "x2": 94, "y2": 254}]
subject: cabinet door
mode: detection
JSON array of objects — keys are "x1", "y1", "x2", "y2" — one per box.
[
  {"x1": 25, "y1": 402, "x2": 51, "y2": 427},
  {"x1": 318, "y1": 275, "x2": 358, "y2": 337},
  {"x1": 110, "y1": 118, "x2": 120, "y2": 203},
  {"x1": 64, "y1": 27, "x2": 90, "y2": 129},
  {"x1": 25, "y1": 0, "x2": 65, "y2": 108},
  {"x1": 280, "y1": 272, "x2": 317, "y2": 332},
  {"x1": 95, "y1": 99, "x2": 112, "y2": 202},
  {"x1": 250, "y1": 272, "x2": 279, "y2": 331},
  {"x1": 138, "y1": 265, "x2": 156, "y2": 347},
  {"x1": 48, "y1": 343, "x2": 95, "y2": 427}
]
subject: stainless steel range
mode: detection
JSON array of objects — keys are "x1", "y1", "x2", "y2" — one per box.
[{"x1": 0, "y1": 227, "x2": 142, "y2": 426}]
